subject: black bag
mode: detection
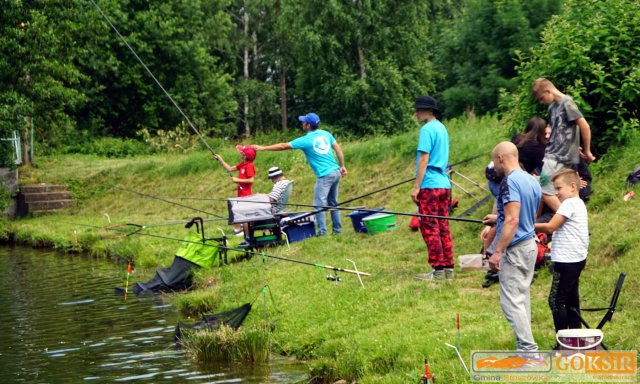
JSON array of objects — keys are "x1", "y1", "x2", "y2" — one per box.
[{"x1": 627, "y1": 166, "x2": 640, "y2": 186}]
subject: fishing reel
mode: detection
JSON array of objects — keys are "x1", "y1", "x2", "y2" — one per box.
[{"x1": 326, "y1": 274, "x2": 341, "y2": 283}]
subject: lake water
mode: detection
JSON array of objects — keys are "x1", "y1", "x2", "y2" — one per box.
[{"x1": 0, "y1": 245, "x2": 307, "y2": 383}]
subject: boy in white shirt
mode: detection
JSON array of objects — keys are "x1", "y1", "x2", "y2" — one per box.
[{"x1": 535, "y1": 169, "x2": 588, "y2": 333}]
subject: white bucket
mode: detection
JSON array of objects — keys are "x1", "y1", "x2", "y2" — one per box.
[
  {"x1": 556, "y1": 329, "x2": 603, "y2": 350},
  {"x1": 458, "y1": 254, "x2": 483, "y2": 272}
]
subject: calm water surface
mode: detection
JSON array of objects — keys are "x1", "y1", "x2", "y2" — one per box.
[{"x1": 0, "y1": 246, "x2": 307, "y2": 383}]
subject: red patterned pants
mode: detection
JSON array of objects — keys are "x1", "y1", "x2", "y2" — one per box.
[{"x1": 417, "y1": 188, "x2": 454, "y2": 268}]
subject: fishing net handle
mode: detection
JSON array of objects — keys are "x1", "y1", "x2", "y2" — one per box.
[{"x1": 99, "y1": 223, "x2": 144, "y2": 239}]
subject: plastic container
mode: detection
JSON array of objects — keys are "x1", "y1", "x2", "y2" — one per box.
[
  {"x1": 362, "y1": 213, "x2": 397, "y2": 234},
  {"x1": 556, "y1": 329, "x2": 603, "y2": 350},
  {"x1": 458, "y1": 254, "x2": 484, "y2": 271},
  {"x1": 283, "y1": 221, "x2": 316, "y2": 243},
  {"x1": 347, "y1": 208, "x2": 384, "y2": 233}
]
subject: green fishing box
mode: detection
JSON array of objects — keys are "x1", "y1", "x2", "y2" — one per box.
[{"x1": 362, "y1": 213, "x2": 397, "y2": 234}]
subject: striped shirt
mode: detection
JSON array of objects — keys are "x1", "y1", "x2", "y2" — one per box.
[
  {"x1": 551, "y1": 197, "x2": 589, "y2": 263},
  {"x1": 268, "y1": 180, "x2": 290, "y2": 213}
]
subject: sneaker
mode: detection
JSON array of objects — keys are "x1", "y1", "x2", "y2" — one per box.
[
  {"x1": 233, "y1": 228, "x2": 244, "y2": 236},
  {"x1": 444, "y1": 268, "x2": 455, "y2": 279},
  {"x1": 415, "y1": 269, "x2": 445, "y2": 281}
]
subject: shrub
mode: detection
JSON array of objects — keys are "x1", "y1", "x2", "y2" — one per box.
[
  {"x1": 500, "y1": 0, "x2": 640, "y2": 153},
  {"x1": 58, "y1": 136, "x2": 151, "y2": 157}
]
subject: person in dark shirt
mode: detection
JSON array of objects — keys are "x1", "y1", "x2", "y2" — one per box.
[{"x1": 512, "y1": 116, "x2": 551, "y2": 175}]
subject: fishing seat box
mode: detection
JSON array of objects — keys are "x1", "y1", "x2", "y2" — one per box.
[
  {"x1": 362, "y1": 213, "x2": 397, "y2": 234},
  {"x1": 281, "y1": 214, "x2": 316, "y2": 243},
  {"x1": 227, "y1": 194, "x2": 273, "y2": 224},
  {"x1": 347, "y1": 208, "x2": 384, "y2": 233}
]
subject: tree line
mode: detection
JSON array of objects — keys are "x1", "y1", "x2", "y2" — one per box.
[{"x1": 1, "y1": 0, "x2": 639, "y2": 166}]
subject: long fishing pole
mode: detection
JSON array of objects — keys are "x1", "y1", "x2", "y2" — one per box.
[
  {"x1": 449, "y1": 152, "x2": 485, "y2": 168},
  {"x1": 270, "y1": 177, "x2": 416, "y2": 222},
  {"x1": 118, "y1": 187, "x2": 227, "y2": 219},
  {"x1": 89, "y1": 0, "x2": 232, "y2": 175},
  {"x1": 77, "y1": 222, "x2": 371, "y2": 277},
  {"x1": 291, "y1": 153, "x2": 488, "y2": 220},
  {"x1": 185, "y1": 197, "x2": 484, "y2": 224}
]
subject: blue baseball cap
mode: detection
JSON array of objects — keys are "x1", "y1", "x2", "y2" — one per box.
[{"x1": 298, "y1": 113, "x2": 320, "y2": 127}]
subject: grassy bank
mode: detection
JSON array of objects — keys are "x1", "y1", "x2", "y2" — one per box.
[{"x1": 1, "y1": 115, "x2": 638, "y2": 383}]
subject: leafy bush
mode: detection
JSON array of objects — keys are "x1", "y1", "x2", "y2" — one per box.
[
  {"x1": 138, "y1": 122, "x2": 204, "y2": 154},
  {"x1": 500, "y1": 0, "x2": 640, "y2": 152},
  {"x1": 58, "y1": 136, "x2": 151, "y2": 158}
]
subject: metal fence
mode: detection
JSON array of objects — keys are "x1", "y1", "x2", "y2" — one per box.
[{"x1": 0, "y1": 131, "x2": 22, "y2": 166}]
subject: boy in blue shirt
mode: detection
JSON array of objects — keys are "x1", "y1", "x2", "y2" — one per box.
[
  {"x1": 411, "y1": 96, "x2": 454, "y2": 281},
  {"x1": 253, "y1": 113, "x2": 347, "y2": 235}
]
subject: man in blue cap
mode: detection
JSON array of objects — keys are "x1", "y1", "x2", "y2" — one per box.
[{"x1": 253, "y1": 113, "x2": 347, "y2": 235}]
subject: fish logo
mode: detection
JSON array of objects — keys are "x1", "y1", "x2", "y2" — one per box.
[
  {"x1": 476, "y1": 356, "x2": 549, "y2": 370},
  {"x1": 313, "y1": 137, "x2": 331, "y2": 155}
]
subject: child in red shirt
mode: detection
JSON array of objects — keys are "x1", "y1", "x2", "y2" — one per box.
[{"x1": 214, "y1": 145, "x2": 256, "y2": 233}]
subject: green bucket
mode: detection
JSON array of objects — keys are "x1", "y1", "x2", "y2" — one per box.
[{"x1": 362, "y1": 213, "x2": 397, "y2": 234}]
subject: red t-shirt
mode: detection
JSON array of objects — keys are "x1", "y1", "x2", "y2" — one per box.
[{"x1": 236, "y1": 161, "x2": 255, "y2": 197}]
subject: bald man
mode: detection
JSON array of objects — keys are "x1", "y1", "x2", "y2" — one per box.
[{"x1": 483, "y1": 141, "x2": 542, "y2": 352}]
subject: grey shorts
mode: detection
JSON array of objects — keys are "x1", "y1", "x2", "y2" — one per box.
[{"x1": 540, "y1": 158, "x2": 571, "y2": 195}]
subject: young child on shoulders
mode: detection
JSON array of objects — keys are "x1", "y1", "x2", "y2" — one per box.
[{"x1": 535, "y1": 169, "x2": 588, "y2": 333}]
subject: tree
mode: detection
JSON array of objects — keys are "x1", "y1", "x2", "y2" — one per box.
[
  {"x1": 500, "y1": 0, "x2": 640, "y2": 152},
  {"x1": 433, "y1": 0, "x2": 561, "y2": 118},
  {"x1": 0, "y1": 0, "x2": 88, "y2": 155},
  {"x1": 279, "y1": 0, "x2": 436, "y2": 136},
  {"x1": 78, "y1": 0, "x2": 237, "y2": 138}
]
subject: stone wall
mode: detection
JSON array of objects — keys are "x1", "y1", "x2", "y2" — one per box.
[{"x1": 1, "y1": 168, "x2": 19, "y2": 218}]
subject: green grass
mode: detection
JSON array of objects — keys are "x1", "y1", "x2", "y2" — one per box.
[
  {"x1": 2, "y1": 114, "x2": 639, "y2": 383},
  {"x1": 181, "y1": 325, "x2": 272, "y2": 364}
]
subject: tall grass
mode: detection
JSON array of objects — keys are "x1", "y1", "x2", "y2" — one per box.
[{"x1": 181, "y1": 325, "x2": 271, "y2": 364}]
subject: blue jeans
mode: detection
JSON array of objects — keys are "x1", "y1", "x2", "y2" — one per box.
[{"x1": 314, "y1": 169, "x2": 341, "y2": 235}]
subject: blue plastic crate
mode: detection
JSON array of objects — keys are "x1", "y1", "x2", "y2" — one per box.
[
  {"x1": 283, "y1": 221, "x2": 316, "y2": 243},
  {"x1": 346, "y1": 208, "x2": 384, "y2": 233}
]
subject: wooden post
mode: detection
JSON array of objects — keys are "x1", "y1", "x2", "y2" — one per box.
[
  {"x1": 22, "y1": 115, "x2": 32, "y2": 167},
  {"x1": 280, "y1": 67, "x2": 287, "y2": 131}
]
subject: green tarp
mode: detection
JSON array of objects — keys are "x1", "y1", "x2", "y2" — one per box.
[{"x1": 175, "y1": 231, "x2": 218, "y2": 268}]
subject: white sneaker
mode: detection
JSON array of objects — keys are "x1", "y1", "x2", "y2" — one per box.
[
  {"x1": 415, "y1": 269, "x2": 445, "y2": 281},
  {"x1": 444, "y1": 268, "x2": 455, "y2": 279}
]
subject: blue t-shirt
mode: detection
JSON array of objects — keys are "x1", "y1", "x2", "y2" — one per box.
[
  {"x1": 495, "y1": 169, "x2": 541, "y2": 246},
  {"x1": 289, "y1": 129, "x2": 339, "y2": 178},
  {"x1": 415, "y1": 119, "x2": 451, "y2": 189}
]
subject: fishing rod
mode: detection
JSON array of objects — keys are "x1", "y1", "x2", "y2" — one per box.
[
  {"x1": 89, "y1": 0, "x2": 232, "y2": 176},
  {"x1": 89, "y1": 217, "x2": 227, "y2": 239},
  {"x1": 449, "y1": 152, "x2": 485, "y2": 168},
  {"x1": 186, "y1": 197, "x2": 483, "y2": 224},
  {"x1": 117, "y1": 186, "x2": 227, "y2": 219},
  {"x1": 271, "y1": 177, "x2": 416, "y2": 222},
  {"x1": 77, "y1": 222, "x2": 371, "y2": 277},
  {"x1": 273, "y1": 154, "x2": 486, "y2": 222}
]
